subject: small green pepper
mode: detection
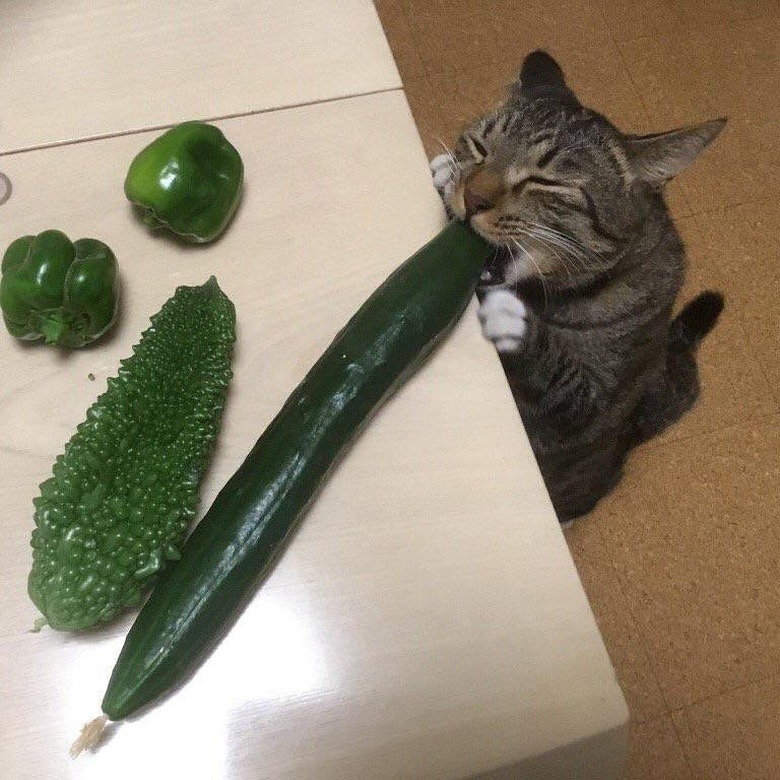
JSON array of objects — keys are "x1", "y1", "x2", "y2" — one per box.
[
  {"x1": 0, "y1": 230, "x2": 119, "y2": 348},
  {"x1": 125, "y1": 121, "x2": 244, "y2": 243}
]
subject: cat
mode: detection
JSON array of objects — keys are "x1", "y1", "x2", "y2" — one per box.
[{"x1": 431, "y1": 51, "x2": 725, "y2": 523}]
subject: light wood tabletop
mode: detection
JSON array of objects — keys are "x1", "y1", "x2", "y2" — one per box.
[
  {"x1": 0, "y1": 3, "x2": 627, "y2": 778},
  {"x1": 0, "y1": 0, "x2": 400, "y2": 154}
]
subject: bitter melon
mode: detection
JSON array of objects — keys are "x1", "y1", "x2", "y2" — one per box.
[{"x1": 28, "y1": 277, "x2": 235, "y2": 631}]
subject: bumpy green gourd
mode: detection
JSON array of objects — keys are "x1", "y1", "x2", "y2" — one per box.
[{"x1": 28, "y1": 277, "x2": 235, "y2": 631}]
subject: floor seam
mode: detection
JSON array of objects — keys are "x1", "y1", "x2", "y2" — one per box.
[
  {"x1": 687, "y1": 193, "x2": 777, "y2": 217},
  {"x1": 667, "y1": 706, "x2": 700, "y2": 778},
  {"x1": 668, "y1": 669, "x2": 780, "y2": 716},
  {"x1": 393, "y1": 1, "x2": 440, "y2": 88},
  {"x1": 612, "y1": 40, "x2": 696, "y2": 217},
  {"x1": 386, "y1": 0, "x2": 454, "y2": 153},
  {"x1": 636, "y1": 409, "x2": 780, "y2": 455},
  {"x1": 667, "y1": 670, "x2": 780, "y2": 775}
]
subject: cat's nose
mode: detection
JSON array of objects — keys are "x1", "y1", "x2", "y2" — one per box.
[{"x1": 463, "y1": 187, "x2": 493, "y2": 218}]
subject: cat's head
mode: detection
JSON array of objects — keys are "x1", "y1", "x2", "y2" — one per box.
[{"x1": 444, "y1": 51, "x2": 725, "y2": 286}]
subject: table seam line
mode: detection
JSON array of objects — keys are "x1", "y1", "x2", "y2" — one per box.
[{"x1": 0, "y1": 86, "x2": 405, "y2": 158}]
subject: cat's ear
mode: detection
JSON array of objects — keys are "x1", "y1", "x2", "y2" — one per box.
[
  {"x1": 624, "y1": 118, "x2": 727, "y2": 184},
  {"x1": 520, "y1": 50, "x2": 567, "y2": 90},
  {"x1": 509, "y1": 50, "x2": 568, "y2": 100}
]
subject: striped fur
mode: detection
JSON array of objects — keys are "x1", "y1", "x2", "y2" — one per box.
[{"x1": 433, "y1": 51, "x2": 726, "y2": 521}]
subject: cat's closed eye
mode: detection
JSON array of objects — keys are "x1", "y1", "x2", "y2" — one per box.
[
  {"x1": 511, "y1": 175, "x2": 563, "y2": 194},
  {"x1": 464, "y1": 134, "x2": 488, "y2": 163}
]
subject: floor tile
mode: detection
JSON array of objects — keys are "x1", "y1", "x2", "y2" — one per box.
[
  {"x1": 599, "y1": 0, "x2": 778, "y2": 43},
  {"x1": 673, "y1": 0, "x2": 780, "y2": 26},
  {"x1": 664, "y1": 182, "x2": 692, "y2": 221},
  {"x1": 735, "y1": 0, "x2": 780, "y2": 20},
  {"x1": 621, "y1": 714, "x2": 694, "y2": 780},
  {"x1": 691, "y1": 16, "x2": 780, "y2": 122},
  {"x1": 399, "y1": 0, "x2": 511, "y2": 82},
  {"x1": 617, "y1": 21, "x2": 779, "y2": 213},
  {"x1": 679, "y1": 115, "x2": 778, "y2": 214},
  {"x1": 553, "y1": 40, "x2": 648, "y2": 132},
  {"x1": 374, "y1": 0, "x2": 429, "y2": 81},
  {"x1": 565, "y1": 519, "x2": 667, "y2": 723},
  {"x1": 614, "y1": 23, "x2": 745, "y2": 178},
  {"x1": 673, "y1": 675, "x2": 780, "y2": 779},
  {"x1": 646, "y1": 217, "x2": 777, "y2": 447},
  {"x1": 599, "y1": 419, "x2": 780, "y2": 709},
  {"x1": 617, "y1": 33, "x2": 716, "y2": 129},
  {"x1": 424, "y1": 54, "x2": 516, "y2": 147},
  {"x1": 594, "y1": 0, "x2": 680, "y2": 43},
  {"x1": 402, "y1": 76, "x2": 450, "y2": 158},
  {"x1": 401, "y1": 0, "x2": 610, "y2": 81},
  {"x1": 484, "y1": 0, "x2": 611, "y2": 53},
  {"x1": 696, "y1": 199, "x2": 780, "y2": 401}
]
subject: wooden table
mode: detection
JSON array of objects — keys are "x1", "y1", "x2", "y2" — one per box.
[{"x1": 0, "y1": 3, "x2": 628, "y2": 778}]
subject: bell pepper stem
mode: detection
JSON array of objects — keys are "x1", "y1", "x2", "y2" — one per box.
[
  {"x1": 1, "y1": 231, "x2": 119, "y2": 349},
  {"x1": 37, "y1": 313, "x2": 69, "y2": 346}
]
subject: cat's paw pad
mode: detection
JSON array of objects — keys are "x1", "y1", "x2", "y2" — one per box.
[
  {"x1": 478, "y1": 289, "x2": 528, "y2": 353},
  {"x1": 430, "y1": 153, "x2": 457, "y2": 195}
]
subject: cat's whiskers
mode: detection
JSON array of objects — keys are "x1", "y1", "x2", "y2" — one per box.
[
  {"x1": 525, "y1": 222, "x2": 603, "y2": 275},
  {"x1": 529, "y1": 222, "x2": 606, "y2": 265},
  {"x1": 529, "y1": 230, "x2": 592, "y2": 275},
  {"x1": 495, "y1": 222, "x2": 600, "y2": 276},
  {"x1": 521, "y1": 229, "x2": 576, "y2": 280},
  {"x1": 497, "y1": 224, "x2": 580, "y2": 278},
  {"x1": 510, "y1": 238, "x2": 549, "y2": 310},
  {"x1": 434, "y1": 137, "x2": 461, "y2": 178},
  {"x1": 492, "y1": 227, "x2": 570, "y2": 276},
  {"x1": 546, "y1": 232, "x2": 602, "y2": 276},
  {"x1": 541, "y1": 230, "x2": 596, "y2": 278}
]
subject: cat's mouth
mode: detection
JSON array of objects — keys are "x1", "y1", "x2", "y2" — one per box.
[
  {"x1": 461, "y1": 216, "x2": 544, "y2": 287},
  {"x1": 477, "y1": 245, "x2": 513, "y2": 289}
]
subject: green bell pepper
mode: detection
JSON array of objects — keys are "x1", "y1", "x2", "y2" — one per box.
[
  {"x1": 125, "y1": 121, "x2": 244, "y2": 243},
  {"x1": 0, "y1": 230, "x2": 119, "y2": 348}
]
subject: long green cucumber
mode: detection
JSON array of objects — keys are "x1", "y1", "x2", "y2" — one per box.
[{"x1": 101, "y1": 219, "x2": 491, "y2": 721}]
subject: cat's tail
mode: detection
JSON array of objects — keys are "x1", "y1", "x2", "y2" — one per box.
[
  {"x1": 632, "y1": 291, "x2": 724, "y2": 445},
  {"x1": 670, "y1": 291, "x2": 725, "y2": 351}
]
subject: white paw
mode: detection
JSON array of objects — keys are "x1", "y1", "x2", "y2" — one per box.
[
  {"x1": 430, "y1": 153, "x2": 457, "y2": 199},
  {"x1": 478, "y1": 289, "x2": 528, "y2": 353}
]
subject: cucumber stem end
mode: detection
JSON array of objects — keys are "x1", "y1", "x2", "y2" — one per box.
[{"x1": 70, "y1": 714, "x2": 109, "y2": 758}]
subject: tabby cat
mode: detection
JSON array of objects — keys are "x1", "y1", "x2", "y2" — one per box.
[{"x1": 431, "y1": 51, "x2": 725, "y2": 522}]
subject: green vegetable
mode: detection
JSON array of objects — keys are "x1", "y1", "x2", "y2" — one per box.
[
  {"x1": 100, "y1": 220, "x2": 491, "y2": 721},
  {"x1": 28, "y1": 277, "x2": 235, "y2": 631},
  {"x1": 125, "y1": 121, "x2": 244, "y2": 243},
  {"x1": 1, "y1": 230, "x2": 119, "y2": 348}
]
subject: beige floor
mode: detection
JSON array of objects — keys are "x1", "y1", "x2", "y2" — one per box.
[{"x1": 375, "y1": 1, "x2": 780, "y2": 777}]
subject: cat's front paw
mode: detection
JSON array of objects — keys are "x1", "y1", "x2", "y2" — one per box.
[
  {"x1": 478, "y1": 289, "x2": 528, "y2": 353},
  {"x1": 430, "y1": 153, "x2": 457, "y2": 202}
]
